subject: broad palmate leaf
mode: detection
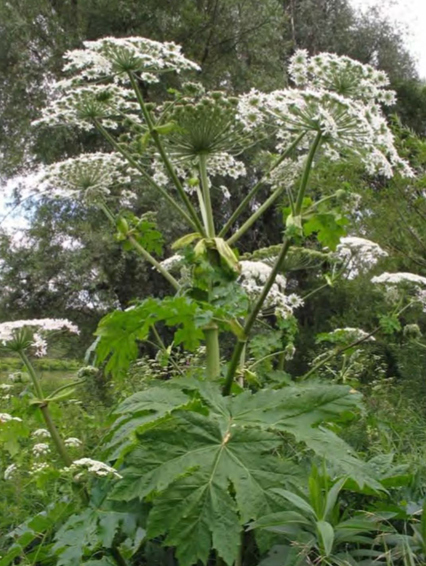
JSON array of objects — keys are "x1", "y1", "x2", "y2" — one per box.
[
  {"x1": 95, "y1": 297, "x2": 212, "y2": 376},
  {"x1": 109, "y1": 381, "x2": 379, "y2": 566}
]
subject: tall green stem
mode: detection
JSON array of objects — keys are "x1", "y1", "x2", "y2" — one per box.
[
  {"x1": 204, "y1": 324, "x2": 221, "y2": 380},
  {"x1": 219, "y1": 132, "x2": 305, "y2": 238},
  {"x1": 18, "y1": 351, "x2": 72, "y2": 467},
  {"x1": 199, "y1": 153, "x2": 215, "y2": 237},
  {"x1": 93, "y1": 120, "x2": 198, "y2": 232},
  {"x1": 127, "y1": 72, "x2": 205, "y2": 235},
  {"x1": 222, "y1": 132, "x2": 322, "y2": 395}
]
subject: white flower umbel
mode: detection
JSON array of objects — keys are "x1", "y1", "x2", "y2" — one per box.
[
  {"x1": 33, "y1": 443, "x2": 51, "y2": 457},
  {"x1": 38, "y1": 152, "x2": 135, "y2": 201},
  {"x1": 32, "y1": 428, "x2": 50, "y2": 439},
  {"x1": 330, "y1": 327, "x2": 376, "y2": 341},
  {"x1": 0, "y1": 413, "x2": 22, "y2": 423},
  {"x1": 30, "y1": 463, "x2": 50, "y2": 475},
  {"x1": 64, "y1": 437, "x2": 83, "y2": 448},
  {"x1": 288, "y1": 50, "x2": 393, "y2": 104},
  {"x1": 33, "y1": 83, "x2": 139, "y2": 131},
  {"x1": 325, "y1": 328, "x2": 375, "y2": 342},
  {"x1": 68, "y1": 458, "x2": 122, "y2": 479},
  {"x1": 4, "y1": 464, "x2": 18, "y2": 481},
  {"x1": 0, "y1": 318, "x2": 79, "y2": 348},
  {"x1": 238, "y1": 51, "x2": 413, "y2": 178},
  {"x1": 371, "y1": 272, "x2": 426, "y2": 287},
  {"x1": 372, "y1": 272, "x2": 426, "y2": 312},
  {"x1": 239, "y1": 260, "x2": 303, "y2": 319},
  {"x1": 336, "y1": 236, "x2": 388, "y2": 279},
  {"x1": 63, "y1": 37, "x2": 200, "y2": 84}
]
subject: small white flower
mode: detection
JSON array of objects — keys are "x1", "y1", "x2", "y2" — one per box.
[
  {"x1": 33, "y1": 443, "x2": 51, "y2": 457},
  {"x1": 64, "y1": 437, "x2": 83, "y2": 448},
  {"x1": 32, "y1": 429, "x2": 50, "y2": 439},
  {"x1": 287, "y1": 294, "x2": 304, "y2": 309},
  {"x1": 4, "y1": 464, "x2": 17, "y2": 480}
]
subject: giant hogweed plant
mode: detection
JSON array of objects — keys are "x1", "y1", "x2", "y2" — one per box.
[{"x1": 0, "y1": 38, "x2": 419, "y2": 566}]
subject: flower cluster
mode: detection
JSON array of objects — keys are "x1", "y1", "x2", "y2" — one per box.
[
  {"x1": 336, "y1": 236, "x2": 388, "y2": 278},
  {"x1": 371, "y1": 272, "x2": 426, "y2": 286},
  {"x1": 32, "y1": 443, "x2": 50, "y2": 457},
  {"x1": 34, "y1": 37, "x2": 199, "y2": 131},
  {"x1": 0, "y1": 413, "x2": 22, "y2": 423},
  {"x1": 328, "y1": 328, "x2": 375, "y2": 342},
  {"x1": 63, "y1": 37, "x2": 200, "y2": 84},
  {"x1": 0, "y1": 384, "x2": 12, "y2": 397},
  {"x1": 67, "y1": 458, "x2": 122, "y2": 479},
  {"x1": 372, "y1": 271, "x2": 426, "y2": 312},
  {"x1": 38, "y1": 152, "x2": 135, "y2": 201},
  {"x1": 32, "y1": 428, "x2": 50, "y2": 439},
  {"x1": 4, "y1": 464, "x2": 17, "y2": 481},
  {"x1": 30, "y1": 463, "x2": 50, "y2": 475},
  {"x1": 64, "y1": 437, "x2": 83, "y2": 448},
  {"x1": 33, "y1": 83, "x2": 139, "y2": 131},
  {"x1": 0, "y1": 319, "x2": 79, "y2": 354},
  {"x1": 238, "y1": 260, "x2": 304, "y2": 319},
  {"x1": 288, "y1": 50, "x2": 394, "y2": 105},
  {"x1": 238, "y1": 51, "x2": 413, "y2": 178}
]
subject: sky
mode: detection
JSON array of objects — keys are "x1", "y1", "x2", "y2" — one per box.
[{"x1": 350, "y1": 0, "x2": 426, "y2": 78}]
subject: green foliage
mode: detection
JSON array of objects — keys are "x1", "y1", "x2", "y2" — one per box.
[
  {"x1": 53, "y1": 496, "x2": 145, "y2": 565},
  {"x1": 96, "y1": 296, "x2": 212, "y2": 376},
  {"x1": 108, "y1": 380, "x2": 378, "y2": 565},
  {"x1": 255, "y1": 468, "x2": 386, "y2": 566}
]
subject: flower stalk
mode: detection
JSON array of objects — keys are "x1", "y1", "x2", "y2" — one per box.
[
  {"x1": 223, "y1": 132, "x2": 322, "y2": 395},
  {"x1": 18, "y1": 351, "x2": 72, "y2": 467},
  {"x1": 127, "y1": 71, "x2": 206, "y2": 236}
]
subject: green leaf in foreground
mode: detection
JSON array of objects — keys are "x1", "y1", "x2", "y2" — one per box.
[{"x1": 109, "y1": 381, "x2": 379, "y2": 565}]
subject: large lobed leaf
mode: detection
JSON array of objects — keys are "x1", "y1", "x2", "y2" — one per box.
[
  {"x1": 109, "y1": 381, "x2": 379, "y2": 566},
  {"x1": 95, "y1": 297, "x2": 211, "y2": 376}
]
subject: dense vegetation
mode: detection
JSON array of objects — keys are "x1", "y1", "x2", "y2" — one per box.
[{"x1": 2, "y1": 1, "x2": 426, "y2": 565}]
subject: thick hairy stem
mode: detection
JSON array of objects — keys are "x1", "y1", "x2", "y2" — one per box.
[
  {"x1": 204, "y1": 323, "x2": 221, "y2": 380},
  {"x1": 19, "y1": 351, "x2": 72, "y2": 466},
  {"x1": 223, "y1": 133, "x2": 323, "y2": 395},
  {"x1": 199, "y1": 153, "x2": 215, "y2": 237},
  {"x1": 128, "y1": 72, "x2": 205, "y2": 235},
  {"x1": 93, "y1": 120, "x2": 198, "y2": 232},
  {"x1": 219, "y1": 132, "x2": 305, "y2": 238}
]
